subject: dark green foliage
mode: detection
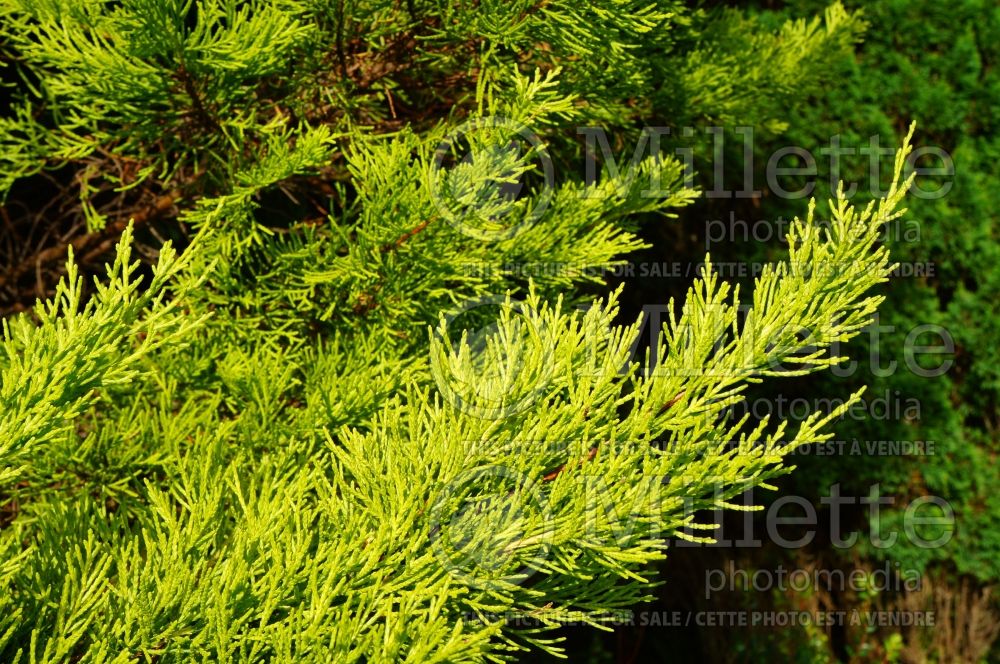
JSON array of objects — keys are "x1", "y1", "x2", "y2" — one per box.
[
  {"x1": 749, "y1": 0, "x2": 1000, "y2": 584},
  {"x1": 620, "y1": 1, "x2": 1000, "y2": 661}
]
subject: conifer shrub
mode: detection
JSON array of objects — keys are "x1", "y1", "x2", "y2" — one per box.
[{"x1": 0, "y1": 1, "x2": 916, "y2": 660}]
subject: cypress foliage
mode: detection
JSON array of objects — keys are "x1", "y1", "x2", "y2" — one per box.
[{"x1": 0, "y1": 1, "x2": 913, "y2": 660}]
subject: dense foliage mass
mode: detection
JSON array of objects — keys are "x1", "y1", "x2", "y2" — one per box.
[{"x1": 0, "y1": 0, "x2": 943, "y2": 661}]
